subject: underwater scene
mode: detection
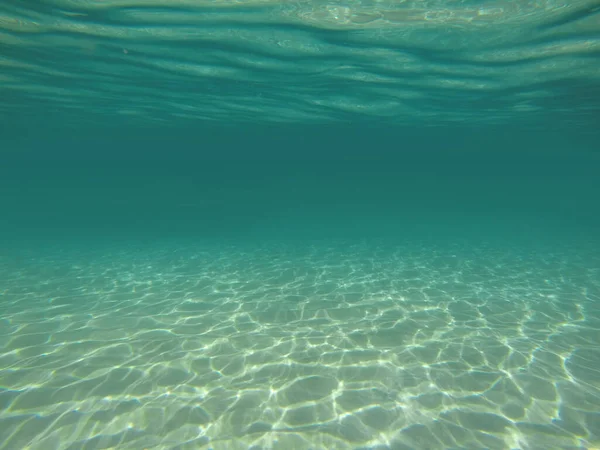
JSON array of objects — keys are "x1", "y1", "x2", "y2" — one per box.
[{"x1": 1, "y1": 0, "x2": 600, "y2": 449}]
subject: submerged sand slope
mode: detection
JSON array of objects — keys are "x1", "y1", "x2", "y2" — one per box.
[{"x1": 1, "y1": 239, "x2": 599, "y2": 449}]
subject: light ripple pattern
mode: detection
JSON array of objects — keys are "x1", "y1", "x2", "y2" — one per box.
[{"x1": 1, "y1": 240, "x2": 600, "y2": 449}]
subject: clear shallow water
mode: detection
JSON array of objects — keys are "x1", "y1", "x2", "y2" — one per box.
[
  {"x1": 1, "y1": 0, "x2": 599, "y2": 131},
  {"x1": 2, "y1": 238, "x2": 600, "y2": 449},
  {"x1": 2, "y1": 1, "x2": 600, "y2": 449}
]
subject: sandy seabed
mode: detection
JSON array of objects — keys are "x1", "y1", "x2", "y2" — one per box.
[{"x1": 1, "y1": 239, "x2": 599, "y2": 449}]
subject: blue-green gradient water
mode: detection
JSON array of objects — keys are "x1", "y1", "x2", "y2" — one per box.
[{"x1": 1, "y1": 1, "x2": 600, "y2": 449}]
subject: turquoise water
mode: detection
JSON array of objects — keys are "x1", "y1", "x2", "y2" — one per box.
[{"x1": 1, "y1": 1, "x2": 600, "y2": 449}]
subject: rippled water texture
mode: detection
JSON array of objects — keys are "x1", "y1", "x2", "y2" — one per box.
[
  {"x1": 1, "y1": 0, "x2": 599, "y2": 128},
  {"x1": 1, "y1": 240, "x2": 600, "y2": 449},
  {"x1": 1, "y1": 1, "x2": 600, "y2": 449}
]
